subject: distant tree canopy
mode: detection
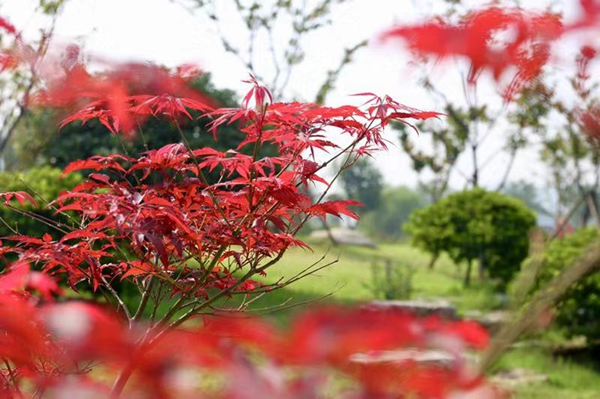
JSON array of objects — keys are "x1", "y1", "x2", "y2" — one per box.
[
  {"x1": 501, "y1": 181, "x2": 550, "y2": 215},
  {"x1": 404, "y1": 188, "x2": 536, "y2": 289},
  {"x1": 360, "y1": 186, "x2": 427, "y2": 241},
  {"x1": 9, "y1": 73, "x2": 270, "y2": 170},
  {"x1": 339, "y1": 158, "x2": 383, "y2": 215},
  {"x1": 0, "y1": 166, "x2": 82, "y2": 239}
]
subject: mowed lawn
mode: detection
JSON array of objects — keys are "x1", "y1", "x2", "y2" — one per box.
[
  {"x1": 230, "y1": 240, "x2": 600, "y2": 399},
  {"x1": 246, "y1": 240, "x2": 501, "y2": 314}
]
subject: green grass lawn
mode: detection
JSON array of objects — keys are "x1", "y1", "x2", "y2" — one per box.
[
  {"x1": 493, "y1": 347, "x2": 600, "y2": 398},
  {"x1": 243, "y1": 241, "x2": 502, "y2": 315},
  {"x1": 226, "y1": 240, "x2": 600, "y2": 398}
]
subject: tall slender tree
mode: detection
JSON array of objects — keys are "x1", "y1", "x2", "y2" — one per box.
[
  {"x1": 0, "y1": 0, "x2": 67, "y2": 170},
  {"x1": 176, "y1": 0, "x2": 366, "y2": 103}
]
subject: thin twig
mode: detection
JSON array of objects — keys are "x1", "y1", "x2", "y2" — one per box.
[
  {"x1": 133, "y1": 276, "x2": 155, "y2": 322},
  {"x1": 100, "y1": 276, "x2": 132, "y2": 326}
]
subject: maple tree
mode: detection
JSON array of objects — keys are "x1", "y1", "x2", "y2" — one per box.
[
  {"x1": 1, "y1": 69, "x2": 442, "y2": 321},
  {"x1": 0, "y1": 1, "x2": 67, "y2": 170},
  {"x1": 10, "y1": 73, "x2": 249, "y2": 171},
  {"x1": 2, "y1": 0, "x2": 599, "y2": 396},
  {"x1": 179, "y1": 0, "x2": 367, "y2": 103}
]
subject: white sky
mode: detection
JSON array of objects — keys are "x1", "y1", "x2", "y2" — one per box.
[{"x1": 0, "y1": 0, "x2": 593, "y2": 192}]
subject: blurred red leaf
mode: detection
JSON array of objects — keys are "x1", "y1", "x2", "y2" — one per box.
[
  {"x1": 0, "y1": 16, "x2": 16, "y2": 35},
  {"x1": 307, "y1": 200, "x2": 362, "y2": 220},
  {"x1": 0, "y1": 191, "x2": 38, "y2": 207},
  {"x1": 381, "y1": 7, "x2": 563, "y2": 98}
]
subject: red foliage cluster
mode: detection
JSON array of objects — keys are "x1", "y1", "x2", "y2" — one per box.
[
  {"x1": 0, "y1": 267, "x2": 490, "y2": 398},
  {"x1": 574, "y1": 45, "x2": 597, "y2": 98},
  {"x1": 577, "y1": 104, "x2": 600, "y2": 140},
  {"x1": 38, "y1": 59, "x2": 216, "y2": 135},
  {"x1": 572, "y1": 45, "x2": 600, "y2": 141},
  {"x1": 2, "y1": 77, "x2": 440, "y2": 299},
  {"x1": 382, "y1": 0, "x2": 600, "y2": 99},
  {"x1": 0, "y1": 16, "x2": 16, "y2": 35},
  {"x1": 0, "y1": 16, "x2": 24, "y2": 72}
]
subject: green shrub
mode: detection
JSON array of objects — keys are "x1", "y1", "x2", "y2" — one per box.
[
  {"x1": 527, "y1": 227, "x2": 600, "y2": 339},
  {"x1": 0, "y1": 167, "x2": 82, "y2": 240},
  {"x1": 404, "y1": 188, "x2": 536, "y2": 289},
  {"x1": 366, "y1": 259, "x2": 414, "y2": 300}
]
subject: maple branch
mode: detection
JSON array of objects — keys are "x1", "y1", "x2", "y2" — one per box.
[
  {"x1": 111, "y1": 362, "x2": 136, "y2": 398},
  {"x1": 100, "y1": 276, "x2": 132, "y2": 326},
  {"x1": 234, "y1": 256, "x2": 340, "y2": 296},
  {"x1": 0, "y1": 204, "x2": 70, "y2": 235},
  {"x1": 247, "y1": 289, "x2": 340, "y2": 317},
  {"x1": 0, "y1": 362, "x2": 11, "y2": 387},
  {"x1": 173, "y1": 122, "x2": 235, "y2": 231},
  {"x1": 0, "y1": 215, "x2": 18, "y2": 235},
  {"x1": 16, "y1": 178, "x2": 81, "y2": 226},
  {"x1": 241, "y1": 125, "x2": 364, "y2": 236},
  {"x1": 247, "y1": 107, "x2": 266, "y2": 210},
  {"x1": 217, "y1": 285, "x2": 344, "y2": 317},
  {"x1": 149, "y1": 248, "x2": 288, "y2": 343},
  {"x1": 292, "y1": 118, "x2": 379, "y2": 233},
  {"x1": 155, "y1": 244, "x2": 227, "y2": 327},
  {"x1": 149, "y1": 280, "x2": 167, "y2": 325},
  {"x1": 2, "y1": 359, "x2": 20, "y2": 394},
  {"x1": 133, "y1": 276, "x2": 155, "y2": 322}
]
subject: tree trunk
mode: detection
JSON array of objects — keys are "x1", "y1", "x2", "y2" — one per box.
[
  {"x1": 471, "y1": 145, "x2": 479, "y2": 188},
  {"x1": 464, "y1": 260, "x2": 472, "y2": 287},
  {"x1": 428, "y1": 253, "x2": 440, "y2": 270},
  {"x1": 478, "y1": 253, "x2": 486, "y2": 280},
  {"x1": 586, "y1": 190, "x2": 600, "y2": 227}
]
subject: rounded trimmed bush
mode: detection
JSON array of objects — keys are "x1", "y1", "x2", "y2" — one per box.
[{"x1": 404, "y1": 188, "x2": 536, "y2": 289}]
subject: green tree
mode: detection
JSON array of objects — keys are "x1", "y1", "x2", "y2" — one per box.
[
  {"x1": 0, "y1": 166, "x2": 82, "y2": 239},
  {"x1": 360, "y1": 186, "x2": 426, "y2": 241},
  {"x1": 0, "y1": 1, "x2": 67, "y2": 170},
  {"x1": 520, "y1": 66, "x2": 600, "y2": 226},
  {"x1": 339, "y1": 158, "x2": 383, "y2": 215},
  {"x1": 8, "y1": 74, "x2": 263, "y2": 170},
  {"x1": 501, "y1": 180, "x2": 550, "y2": 216},
  {"x1": 180, "y1": 0, "x2": 366, "y2": 103},
  {"x1": 404, "y1": 188, "x2": 536, "y2": 288},
  {"x1": 395, "y1": 88, "x2": 530, "y2": 202}
]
